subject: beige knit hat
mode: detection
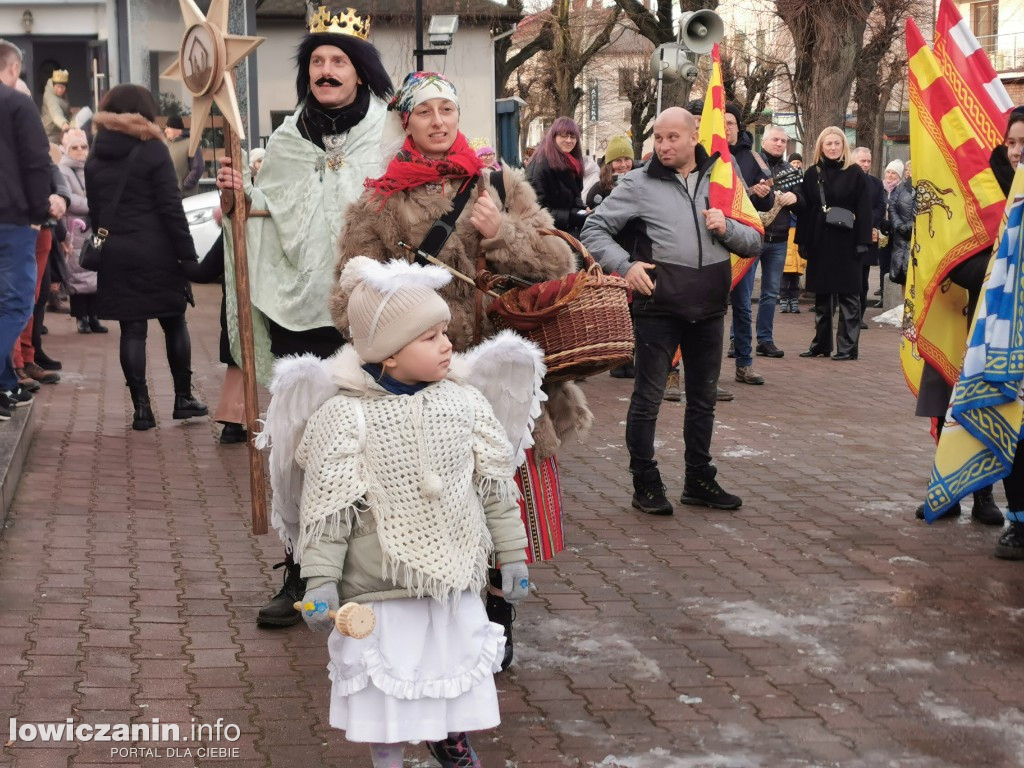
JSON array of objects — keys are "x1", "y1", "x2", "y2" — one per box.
[{"x1": 338, "y1": 256, "x2": 452, "y2": 363}]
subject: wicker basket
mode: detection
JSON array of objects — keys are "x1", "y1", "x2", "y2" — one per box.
[{"x1": 487, "y1": 229, "x2": 633, "y2": 383}]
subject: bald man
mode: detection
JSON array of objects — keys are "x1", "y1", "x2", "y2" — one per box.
[{"x1": 582, "y1": 107, "x2": 763, "y2": 516}]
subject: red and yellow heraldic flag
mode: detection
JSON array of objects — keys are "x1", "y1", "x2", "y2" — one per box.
[
  {"x1": 698, "y1": 44, "x2": 764, "y2": 289},
  {"x1": 900, "y1": 19, "x2": 1004, "y2": 395}
]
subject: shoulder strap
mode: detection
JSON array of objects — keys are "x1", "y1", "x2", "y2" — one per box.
[
  {"x1": 816, "y1": 168, "x2": 829, "y2": 212},
  {"x1": 416, "y1": 174, "x2": 480, "y2": 259},
  {"x1": 489, "y1": 168, "x2": 506, "y2": 207},
  {"x1": 96, "y1": 143, "x2": 144, "y2": 235}
]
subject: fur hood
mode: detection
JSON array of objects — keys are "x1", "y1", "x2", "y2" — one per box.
[{"x1": 93, "y1": 111, "x2": 166, "y2": 143}]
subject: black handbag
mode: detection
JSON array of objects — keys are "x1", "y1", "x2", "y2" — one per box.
[
  {"x1": 80, "y1": 145, "x2": 142, "y2": 271},
  {"x1": 817, "y1": 172, "x2": 855, "y2": 230}
]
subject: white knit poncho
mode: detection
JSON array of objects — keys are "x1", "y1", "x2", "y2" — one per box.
[{"x1": 294, "y1": 378, "x2": 520, "y2": 605}]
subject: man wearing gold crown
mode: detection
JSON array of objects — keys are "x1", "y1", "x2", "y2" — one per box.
[
  {"x1": 216, "y1": 4, "x2": 396, "y2": 628},
  {"x1": 41, "y1": 69, "x2": 71, "y2": 144}
]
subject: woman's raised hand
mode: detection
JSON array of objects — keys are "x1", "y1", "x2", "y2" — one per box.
[
  {"x1": 215, "y1": 157, "x2": 243, "y2": 191},
  {"x1": 469, "y1": 189, "x2": 503, "y2": 240}
]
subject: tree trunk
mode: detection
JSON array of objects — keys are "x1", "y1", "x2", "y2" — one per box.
[{"x1": 777, "y1": 0, "x2": 872, "y2": 148}]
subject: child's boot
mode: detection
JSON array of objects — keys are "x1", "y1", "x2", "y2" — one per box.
[
  {"x1": 427, "y1": 732, "x2": 482, "y2": 768},
  {"x1": 486, "y1": 568, "x2": 515, "y2": 670}
]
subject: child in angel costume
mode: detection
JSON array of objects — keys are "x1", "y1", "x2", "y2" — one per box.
[{"x1": 256, "y1": 256, "x2": 547, "y2": 767}]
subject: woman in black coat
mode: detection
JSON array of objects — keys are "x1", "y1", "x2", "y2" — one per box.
[
  {"x1": 795, "y1": 126, "x2": 873, "y2": 361},
  {"x1": 526, "y1": 116, "x2": 588, "y2": 240},
  {"x1": 86, "y1": 84, "x2": 207, "y2": 431}
]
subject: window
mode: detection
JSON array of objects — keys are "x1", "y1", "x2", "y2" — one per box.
[
  {"x1": 972, "y1": 0, "x2": 999, "y2": 55},
  {"x1": 618, "y1": 67, "x2": 633, "y2": 98}
]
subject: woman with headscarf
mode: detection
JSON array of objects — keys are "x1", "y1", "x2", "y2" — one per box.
[{"x1": 336, "y1": 72, "x2": 591, "y2": 674}]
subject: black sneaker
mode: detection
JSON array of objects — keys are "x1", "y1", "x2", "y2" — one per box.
[
  {"x1": 1, "y1": 386, "x2": 33, "y2": 408},
  {"x1": 727, "y1": 340, "x2": 736, "y2": 359},
  {"x1": 995, "y1": 522, "x2": 1024, "y2": 560},
  {"x1": 0, "y1": 401, "x2": 11, "y2": 422},
  {"x1": 681, "y1": 476, "x2": 742, "y2": 510},
  {"x1": 631, "y1": 470, "x2": 673, "y2": 515},
  {"x1": 915, "y1": 501, "x2": 962, "y2": 520},
  {"x1": 756, "y1": 342, "x2": 785, "y2": 358}
]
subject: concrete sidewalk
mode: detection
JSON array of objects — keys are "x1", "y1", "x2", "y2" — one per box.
[{"x1": 2, "y1": 285, "x2": 1024, "y2": 768}]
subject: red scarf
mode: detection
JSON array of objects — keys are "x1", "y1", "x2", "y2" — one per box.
[
  {"x1": 365, "y1": 132, "x2": 484, "y2": 201},
  {"x1": 564, "y1": 151, "x2": 582, "y2": 177}
]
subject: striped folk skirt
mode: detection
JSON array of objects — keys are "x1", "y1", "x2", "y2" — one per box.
[{"x1": 515, "y1": 449, "x2": 564, "y2": 563}]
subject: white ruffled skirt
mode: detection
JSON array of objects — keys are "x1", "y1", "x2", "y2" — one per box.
[{"x1": 327, "y1": 591, "x2": 505, "y2": 744}]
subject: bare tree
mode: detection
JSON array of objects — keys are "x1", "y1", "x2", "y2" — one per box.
[
  {"x1": 494, "y1": 0, "x2": 555, "y2": 98},
  {"x1": 774, "y1": 0, "x2": 873, "y2": 148},
  {"x1": 619, "y1": 53, "x2": 658, "y2": 158},
  {"x1": 612, "y1": 0, "x2": 720, "y2": 108},
  {"x1": 546, "y1": 0, "x2": 624, "y2": 118},
  {"x1": 852, "y1": 0, "x2": 922, "y2": 168}
]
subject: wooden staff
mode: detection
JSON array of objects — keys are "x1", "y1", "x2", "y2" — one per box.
[{"x1": 224, "y1": 121, "x2": 268, "y2": 536}]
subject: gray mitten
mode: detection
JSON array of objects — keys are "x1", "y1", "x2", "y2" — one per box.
[
  {"x1": 500, "y1": 561, "x2": 530, "y2": 604},
  {"x1": 298, "y1": 582, "x2": 340, "y2": 633}
]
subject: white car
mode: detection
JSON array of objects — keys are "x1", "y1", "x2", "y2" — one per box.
[{"x1": 183, "y1": 189, "x2": 222, "y2": 260}]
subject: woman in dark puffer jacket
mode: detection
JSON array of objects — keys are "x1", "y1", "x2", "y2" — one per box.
[{"x1": 86, "y1": 84, "x2": 207, "y2": 430}]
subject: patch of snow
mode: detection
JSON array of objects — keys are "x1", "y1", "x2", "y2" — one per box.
[
  {"x1": 677, "y1": 694, "x2": 703, "y2": 704},
  {"x1": 515, "y1": 616, "x2": 663, "y2": 681},
  {"x1": 874, "y1": 305, "x2": 904, "y2": 326},
  {"x1": 591, "y1": 750, "x2": 762, "y2": 768},
  {"x1": 720, "y1": 446, "x2": 767, "y2": 458},
  {"x1": 882, "y1": 658, "x2": 936, "y2": 673},
  {"x1": 888, "y1": 556, "x2": 927, "y2": 566},
  {"x1": 707, "y1": 600, "x2": 837, "y2": 664}
]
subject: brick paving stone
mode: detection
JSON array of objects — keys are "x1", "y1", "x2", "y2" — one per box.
[{"x1": 5, "y1": 281, "x2": 1024, "y2": 767}]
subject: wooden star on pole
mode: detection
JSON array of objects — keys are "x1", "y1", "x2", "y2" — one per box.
[{"x1": 162, "y1": 0, "x2": 264, "y2": 156}]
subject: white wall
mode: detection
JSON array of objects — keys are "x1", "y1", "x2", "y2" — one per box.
[
  {"x1": 0, "y1": 3, "x2": 107, "y2": 37},
  {"x1": 254, "y1": 23, "x2": 497, "y2": 145}
]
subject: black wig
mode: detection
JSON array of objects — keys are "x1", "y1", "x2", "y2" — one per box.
[{"x1": 294, "y1": 33, "x2": 393, "y2": 104}]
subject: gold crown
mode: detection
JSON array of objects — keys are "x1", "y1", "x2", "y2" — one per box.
[
  {"x1": 51, "y1": 69, "x2": 69, "y2": 85},
  {"x1": 308, "y1": 6, "x2": 370, "y2": 40}
]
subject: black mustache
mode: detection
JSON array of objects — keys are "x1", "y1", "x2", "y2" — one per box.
[{"x1": 315, "y1": 76, "x2": 343, "y2": 87}]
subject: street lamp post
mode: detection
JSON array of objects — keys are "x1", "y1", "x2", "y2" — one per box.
[{"x1": 413, "y1": 0, "x2": 457, "y2": 70}]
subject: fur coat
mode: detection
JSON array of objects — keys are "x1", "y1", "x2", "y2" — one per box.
[{"x1": 334, "y1": 165, "x2": 592, "y2": 458}]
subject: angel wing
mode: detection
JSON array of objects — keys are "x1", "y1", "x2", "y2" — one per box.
[
  {"x1": 253, "y1": 354, "x2": 340, "y2": 556},
  {"x1": 456, "y1": 330, "x2": 547, "y2": 466}
]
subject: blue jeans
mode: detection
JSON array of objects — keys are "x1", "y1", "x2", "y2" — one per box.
[
  {"x1": 729, "y1": 261, "x2": 757, "y2": 367},
  {"x1": 755, "y1": 240, "x2": 788, "y2": 345},
  {"x1": 627, "y1": 312, "x2": 724, "y2": 479},
  {"x1": 0, "y1": 224, "x2": 39, "y2": 391}
]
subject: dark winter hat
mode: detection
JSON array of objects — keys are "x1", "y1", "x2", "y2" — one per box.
[
  {"x1": 294, "y1": 32, "x2": 393, "y2": 104},
  {"x1": 724, "y1": 103, "x2": 744, "y2": 129},
  {"x1": 685, "y1": 99, "x2": 704, "y2": 115},
  {"x1": 788, "y1": 152, "x2": 803, "y2": 163},
  {"x1": 166, "y1": 115, "x2": 185, "y2": 130}
]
